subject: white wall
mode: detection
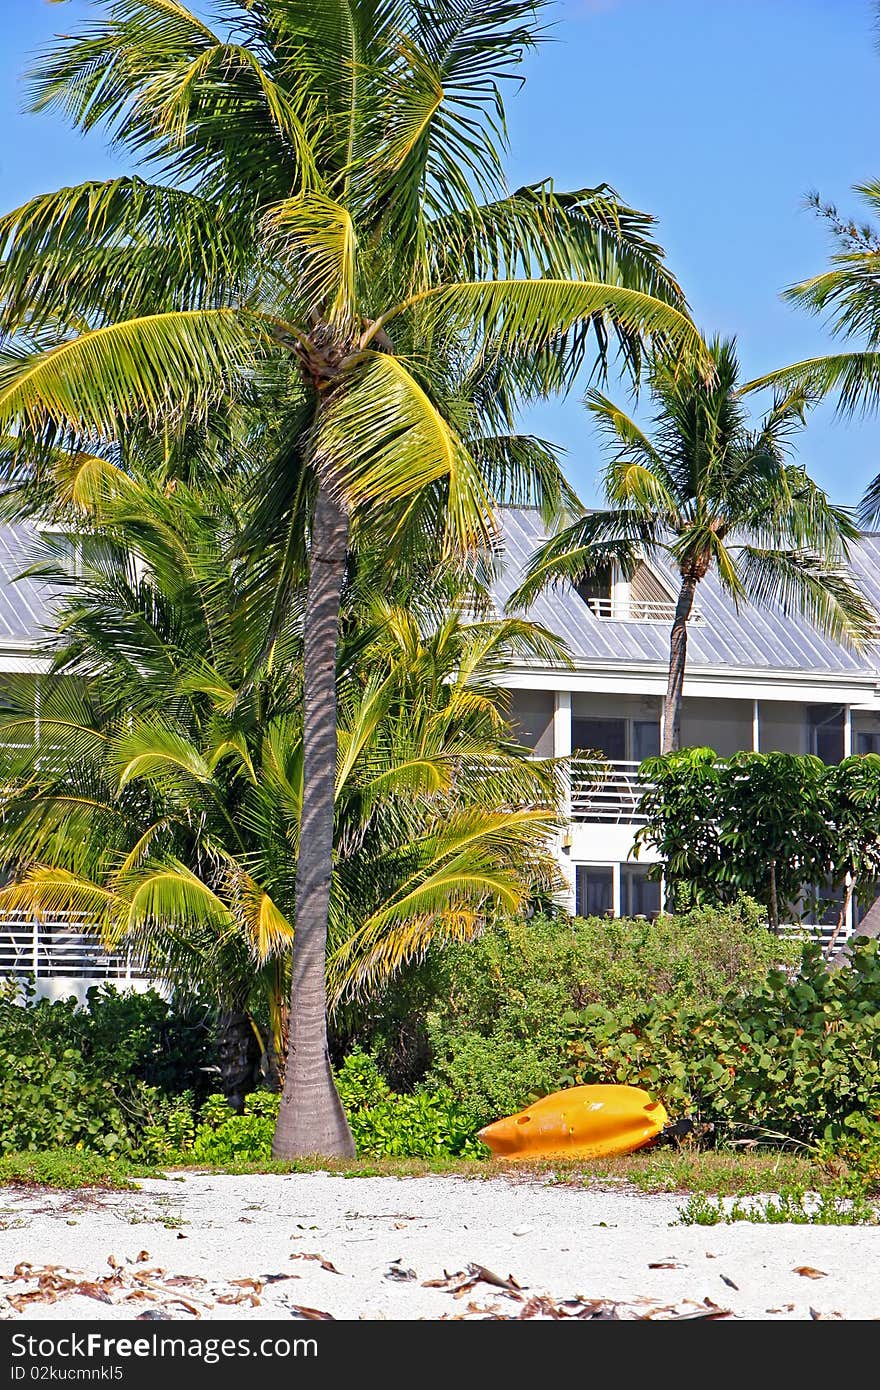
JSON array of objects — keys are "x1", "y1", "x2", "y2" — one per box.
[
  {"x1": 506, "y1": 688, "x2": 554, "y2": 755},
  {"x1": 758, "y1": 702, "x2": 808, "y2": 754},
  {"x1": 679, "y1": 697, "x2": 753, "y2": 755}
]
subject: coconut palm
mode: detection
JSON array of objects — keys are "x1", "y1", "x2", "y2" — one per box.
[
  {"x1": 510, "y1": 338, "x2": 877, "y2": 751},
  {"x1": 0, "y1": 0, "x2": 705, "y2": 1154},
  {"x1": 0, "y1": 468, "x2": 566, "y2": 1101},
  {"x1": 745, "y1": 183, "x2": 880, "y2": 524}
]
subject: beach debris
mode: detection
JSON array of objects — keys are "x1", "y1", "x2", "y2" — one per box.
[
  {"x1": 289, "y1": 1252, "x2": 343, "y2": 1274},
  {"x1": 384, "y1": 1260, "x2": 417, "y2": 1282},
  {"x1": 423, "y1": 1264, "x2": 523, "y2": 1297},
  {"x1": 424, "y1": 1264, "x2": 732, "y2": 1321},
  {"x1": 0, "y1": 1260, "x2": 297, "y2": 1319},
  {"x1": 290, "y1": 1304, "x2": 335, "y2": 1320},
  {"x1": 720, "y1": 1274, "x2": 739, "y2": 1290},
  {"x1": 794, "y1": 1266, "x2": 827, "y2": 1279}
]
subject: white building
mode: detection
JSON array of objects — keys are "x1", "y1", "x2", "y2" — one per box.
[
  {"x1": 3, "y1": 506, "x2": 880, "y2": 994},
  {"x1": 491, "y1": 508, "x2": 880, "y2": 930}
]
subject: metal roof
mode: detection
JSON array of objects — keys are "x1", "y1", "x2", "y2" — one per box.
[
  {"x1": 493, "y1": 507, "x2": 880, "y2": 679},
  {"x1": 3, "y1": 510, "x2": 880, "y2": 682},
  {"x1": 0, "y1": 525, "x2": 58, "y2": 649}
]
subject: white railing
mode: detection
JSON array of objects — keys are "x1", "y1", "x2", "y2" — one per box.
[
  {"x1": 0, "y1": 911, "x2": 145, "y2": 982},
  {"x1": 584, "y1": 597, "x2": 703, "y2": 625},
  {"x1": 570, "y1": 758, "x2": 654, "y2": 824}
]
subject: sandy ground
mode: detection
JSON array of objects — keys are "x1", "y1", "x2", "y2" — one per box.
[{"x1": 1, "y1": 1171, "x2": 878, "y2": 1321}]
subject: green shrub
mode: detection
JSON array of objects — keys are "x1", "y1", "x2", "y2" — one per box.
[
  {"x1": 337, "y1": 1053, "x2": 483, "y2": 1158},
  {"x1": 150, "y1": 1055, "x2": 484, "y2": 1164},
  {"x1": 0, "y1": 982, "x2": 216, "y2": 1096},
  {"x1": 189, "y1": 1092, "x2": 279, "y2": 1163},
  {"x1": 424, "y1": 900, "x2": 799, "y2": 1128},
  {"x1": 564, "y1": 938, "x2": 880, "y2": 1148},
  {"x1": 0, "y1": 1041, "x2": 130, "y2": 1154},
  {"x1": 0, "y1": 980, "x2": 216, "y2": 1157}
]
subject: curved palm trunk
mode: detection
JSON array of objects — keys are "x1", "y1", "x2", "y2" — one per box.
[
  {"x1": 661, "y1": 573, "x2": 699, "y2": 754},
  {"x1": 272, "y1": 486, "x2": 356, "y2": 1158}
]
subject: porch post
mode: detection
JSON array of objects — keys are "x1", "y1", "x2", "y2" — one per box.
[
  {"x1": 843, "y1": 705, "x2": 853, "y2": 758},
  {"x1": 612, "y1": 863, "x2": 622, "y2": 918},
  {"x1": 752, "y1": 698, "x2": 760, "y2": 752},
  {"x1": 553, "y1": 691, "x2": 575, "y2": 913}
]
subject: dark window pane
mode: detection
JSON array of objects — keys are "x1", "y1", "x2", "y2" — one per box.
[
  {"x1": 632, "y1": 720, "x2": 660, "y2": 761},
  {"x1": 575, "y1": 865, "x2": 614, "y2": 918},
  {"x1": 808, "y1": 705, "x2": 844, "y2": 764},
  {"x1": 572, "y1": 718, "x2": 626, "y2": 760},
  {"x1": 621, "y1": 865, "x2": 661, "y2": 918},
  {"x1": 857, "y1": 731, "x2": 880, "y2": 755}
]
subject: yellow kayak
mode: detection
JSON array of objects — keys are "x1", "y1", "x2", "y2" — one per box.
[{"x1": 477, "y1": 1084, "x2": 668, "y2": 1159}]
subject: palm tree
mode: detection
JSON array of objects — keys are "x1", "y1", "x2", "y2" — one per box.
[
  {"x1": 745, "y1": 183, "x2": 880, "y2": 523},
  {"x1": 510, "y1": 338, "x2": 877, "y2": 752},
  {"x1": 0, "y1": 0, "x2": 706, "y2": 1155},
  {"x1": 0, "y1": 468, "x2": 566, "y2": 1104}
]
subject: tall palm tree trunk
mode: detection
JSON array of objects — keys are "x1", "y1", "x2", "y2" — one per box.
[
  {"x1": 272, "y1": 486, "x2": 356, "y2": 1158},
  {"x1": 661, "y1": 573, "x2": 699, "y2": 753}
]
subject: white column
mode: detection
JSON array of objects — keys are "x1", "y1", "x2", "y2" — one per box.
[
  {"x1": 611, "y1": 564, "x2": 631, "y2": 620},
  {"x1": 752, "y1": 698, "x2": 760, "y2": 752},
  {"x1": 612, "y1": 863, "x2": 622, "y2": 918},
  {"x1": 844, "y1": 705, "x2": 853, "y2": 758},
  {"x1": 553, "y1": 691, "x2": 575, "y2": 913},
  {"x1": 553, "y1": 689, "x2": 572, "y2": 760}
]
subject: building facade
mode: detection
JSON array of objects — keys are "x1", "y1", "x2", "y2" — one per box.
[
  {"x1": 491, "y1": 509, "x2": 880, "y2": 932},
  {"x1": 3, "y1": 507, "x2": 880, "y2": 994}
]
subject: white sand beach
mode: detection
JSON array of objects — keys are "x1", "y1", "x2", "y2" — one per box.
[{"x1": 1, "y1": 1172, "x2": 877, "y2": 1321}]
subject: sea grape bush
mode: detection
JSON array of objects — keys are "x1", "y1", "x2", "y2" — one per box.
[
  {"x1": 564, "y1": 938, "x2": 880, "y2": 1147},
  {"x1": 425, "y1": 901, "x2": 800, "y2": 1129}
]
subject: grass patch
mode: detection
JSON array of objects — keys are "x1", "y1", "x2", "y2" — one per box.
[
  {"x1": 0, "y1": 1151, "x2": 157, "y2": 1191},
  {"x1": 165, "y1": 1146, "x2": 831, "y2": 1195},
  {"x1": 0, "y1": 1146, "x2": 847, "y2": 1196},
  {"x1": 678, "y1": 1187, "x2": 879, "y2": 1226}
]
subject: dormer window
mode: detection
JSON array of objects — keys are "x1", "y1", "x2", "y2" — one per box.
[
  {"x1": 576, "y1": 560, "x2": 701, "y2": 624},
  {"x1": 575, "y1": 564, "x2": 614, "y2": 617}
]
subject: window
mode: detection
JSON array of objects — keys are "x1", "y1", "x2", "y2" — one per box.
[
  {"x1": 621, "y1": 864, "x2": 662, "y2": 918},
  {"x1": 572, "y1": 718, "x2": 626, "y2": 759},
  {"x1": 808, "y1": 706, "x2": 844, "y2": 764},
  {"x1": 575, "y1": 865, "x2": 613, "y2": 918},
  {"x1": 572, "y1": 717, "x2": 659, "y2": 762},
  {"x1": 857, "y1": 730, "x2": 880, "y2": 755},
  {"x1": 632, "y1": 720, "x2": 660, "y2": 761},
  {"x1": 575, "y1": 565, "x2": 613, "y2": 616}
]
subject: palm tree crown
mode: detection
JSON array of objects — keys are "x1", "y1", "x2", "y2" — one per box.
[{"x1": 0, "y1": 0, "x2": 706, "y2": 1156}]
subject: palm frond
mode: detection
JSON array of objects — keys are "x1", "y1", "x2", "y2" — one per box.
[{"x1": 735, "y1": 545, "x2": 879, "y2": 650}]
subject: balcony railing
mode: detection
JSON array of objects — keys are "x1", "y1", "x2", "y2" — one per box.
[
  {"x1": 570, "y1": 758, "x2": 653, "y2": 824},
  {"x1": 0, "y1": 911, "x2": 145, "y2": 983},
  {"x1": 584, "y1": 597, "x2": 703, "y2": 625}
]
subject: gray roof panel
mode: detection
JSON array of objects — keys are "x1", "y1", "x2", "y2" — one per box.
[
  {"x1": 493, "y1": 507, "x2": 877, "y2": 677},
  {"x1": 0, "y1": 525, "x2": 59, "y2": 647}
]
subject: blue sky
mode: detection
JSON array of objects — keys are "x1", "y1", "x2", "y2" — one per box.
[{"x1": 2, "y1": 0, "x2": 880, "y2": 506}]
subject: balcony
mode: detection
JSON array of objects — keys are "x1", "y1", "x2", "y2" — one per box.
[
  {"x1": 0, "y1": 912, "x2": 146, "y2": 986},
  {"x1": 582, "y1": 597, "x2": 703, "y2": 625},
  {"x1": 570, "y1": 758, "x2": 654, "y2": 824}
]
